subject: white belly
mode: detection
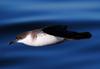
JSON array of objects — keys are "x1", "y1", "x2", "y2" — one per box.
[
  {"x1": 17, "y1": 32, "x2": 64, "y2": 46},
  {"x1": 32, "y1": 33, "x2": 64, "y2": 46}
]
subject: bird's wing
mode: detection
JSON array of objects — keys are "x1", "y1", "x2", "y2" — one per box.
[
  {"x1": 42, "y1": 25, "x2": 68, "y2": 37},
  {"x1": 42, "y1": 25, "x2": 91, "y2": 39}
]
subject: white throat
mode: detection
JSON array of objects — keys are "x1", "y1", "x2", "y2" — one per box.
[
  {"x1": 17, "y1": 33, "x2": 34, "y2": 46},
  {"x1": 17, "y1": 32, "x2": 64, "y2": 46}
]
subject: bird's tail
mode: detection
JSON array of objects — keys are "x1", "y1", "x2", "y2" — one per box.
[{"x1": 65, "y1": 32, "x2": 92, "y2": 40}]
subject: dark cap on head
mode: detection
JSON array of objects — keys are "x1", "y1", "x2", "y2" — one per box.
[{"x1": 16, "y1": 32, "x2": 29, "y2": 40}]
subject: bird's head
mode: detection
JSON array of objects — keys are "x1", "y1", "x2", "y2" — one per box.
[{"x1": 9, "y1": 32, "x2": 28, "y2": 45}]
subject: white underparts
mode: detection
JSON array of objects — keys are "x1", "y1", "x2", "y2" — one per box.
[{"x1": 17, "y1": 32, "x2": 64, "y2": 46}]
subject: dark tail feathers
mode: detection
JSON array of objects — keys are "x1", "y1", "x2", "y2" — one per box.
[{"x1": 66, "y1": 32, "x2": 92, "y2": 40}]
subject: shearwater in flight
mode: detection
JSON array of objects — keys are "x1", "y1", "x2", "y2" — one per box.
[{"x1": 9, "y1": 25, "x2": 92, "y2": 46}]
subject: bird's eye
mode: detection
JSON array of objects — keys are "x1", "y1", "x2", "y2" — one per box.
[{"x1": 16, "y1": 36, "x2": 22, "y2": 39}]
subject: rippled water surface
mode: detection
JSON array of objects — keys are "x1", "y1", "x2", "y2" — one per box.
[{"x1": 0, "y1": 0, "x2": 100, "y2": 69}]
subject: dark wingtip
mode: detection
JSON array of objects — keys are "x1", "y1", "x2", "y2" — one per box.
[
  {"x1": 65, "y1": 32, "x2": 92, "y2": 40},
  {"x1": 79, "y1": 32, "x2": 92, "y2": 39}
]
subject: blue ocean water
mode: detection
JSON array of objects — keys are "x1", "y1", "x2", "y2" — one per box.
[{"x1": 0, "y1": 0, "x2": 100, "y2": 69}]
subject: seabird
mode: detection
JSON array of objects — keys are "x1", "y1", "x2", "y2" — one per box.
[{"x1": 9, "y1": 25, "x2": 92, "y2": 46}]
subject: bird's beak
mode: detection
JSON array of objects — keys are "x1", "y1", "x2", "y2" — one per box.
[{"x1": 9, "y1": 40, "x2": 17, "y2": 45}]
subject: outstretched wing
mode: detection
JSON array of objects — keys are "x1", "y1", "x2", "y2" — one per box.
[
  {"x1": 42, "y1": 25, "x2": 68, "y2": 37},
  {"x1": 42, "y1": 25, "x2": 92, "y2": 39}
]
